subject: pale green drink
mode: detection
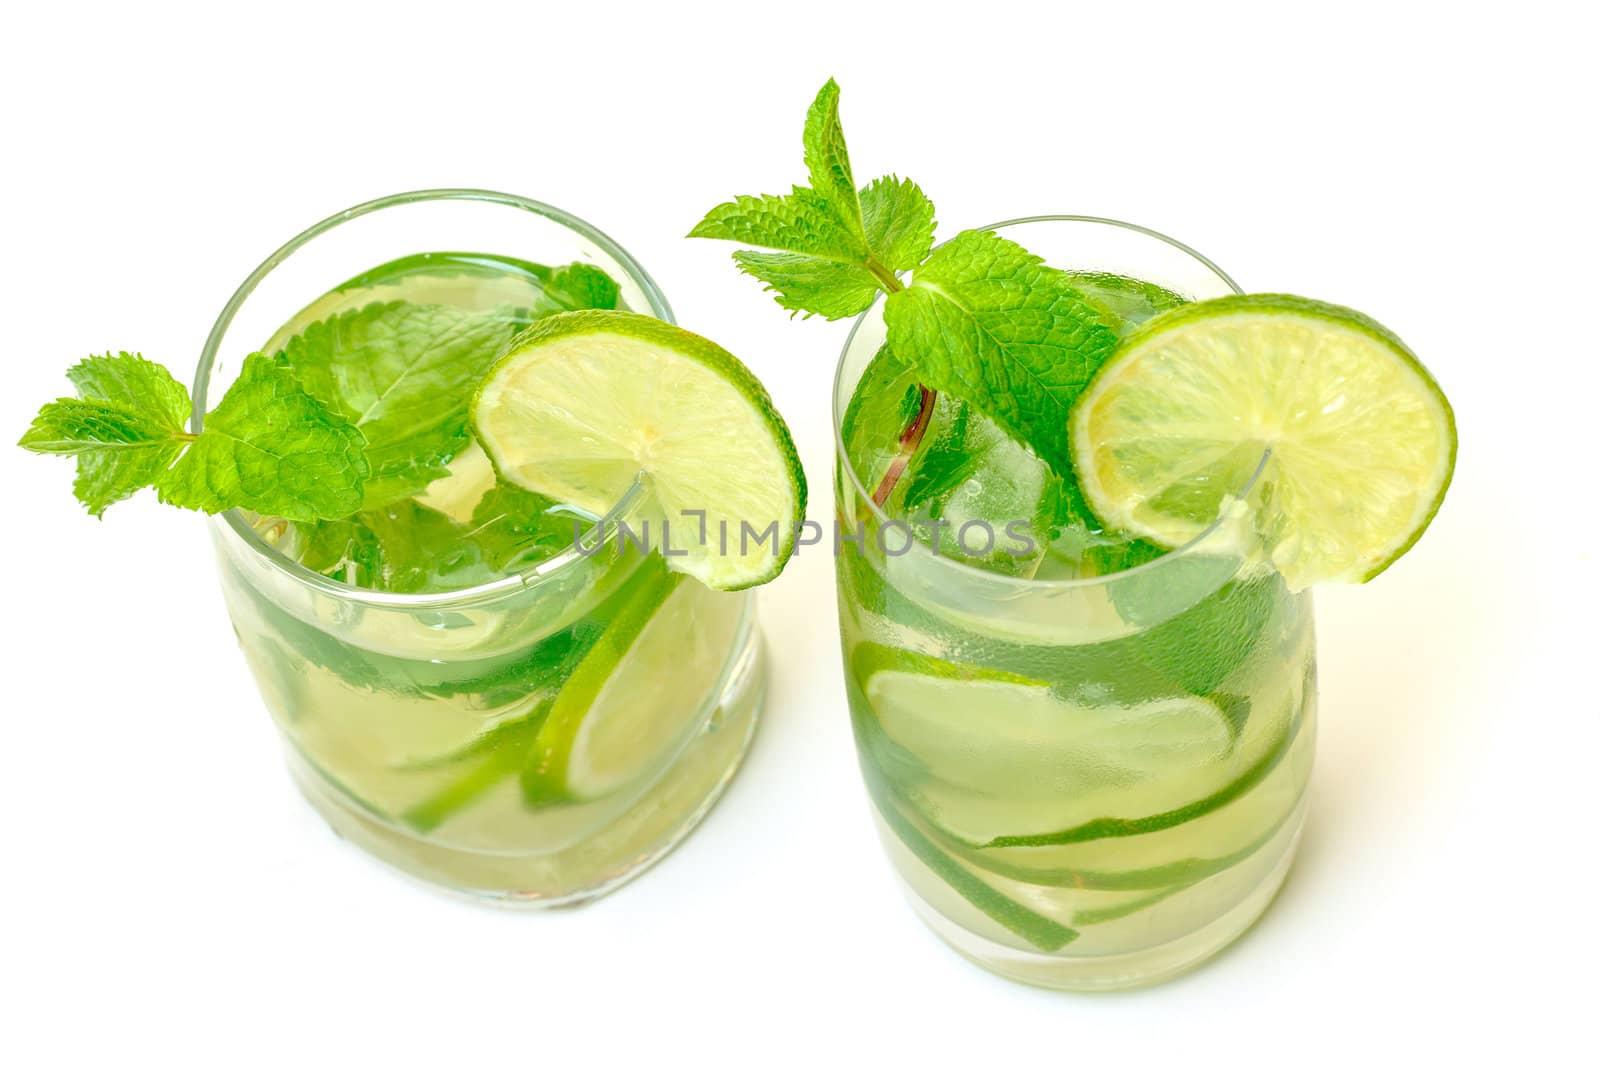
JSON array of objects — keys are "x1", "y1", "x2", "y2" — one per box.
[
  {"x1": 833, "y1": 218, "x2": 1315, "y2": 988},
  {"x1": 198, "y1": 196, "x2": 766, "y2": 903}
]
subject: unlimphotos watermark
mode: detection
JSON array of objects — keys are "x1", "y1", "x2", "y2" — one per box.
[{"x1": 570, "y1": 509, "x2": 1038, "y2": 560}]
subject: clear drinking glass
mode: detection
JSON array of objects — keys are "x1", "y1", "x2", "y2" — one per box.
[
  {"x1": 198, "y1": 190, "x2": 765, "y2": 903},
  {"x1": 833, "y1": 217, "x2": 1316, "y2": 989}
]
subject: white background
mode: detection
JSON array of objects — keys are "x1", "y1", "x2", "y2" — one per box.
[{"x1": 3, "y1": 3, "x2": 1595, "y2": 1063}]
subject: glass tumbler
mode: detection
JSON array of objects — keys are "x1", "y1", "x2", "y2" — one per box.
[
  {"x1": 833, "y1": 217, "x2": 1316, "y2": 989},
  {"x1": 198, "y1": 190, "x2": 765, "y2": 904}
]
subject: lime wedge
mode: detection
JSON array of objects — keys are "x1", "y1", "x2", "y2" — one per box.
[
  {"x1": 855, "y1": 644, "x2": 1236, "y2": 836},
  {"x1": 866, "y1": 667, "x2": 1233, "y2": 792},
  {"x1": 521, "y1": 554, "x2": 743, "y2": 802},
  {"x1": 473, "y1": 310, "x2": 806, "y2": 589},
  {"x1": 1070, "y1": 294, "x2": 1455, "y2": 589}
]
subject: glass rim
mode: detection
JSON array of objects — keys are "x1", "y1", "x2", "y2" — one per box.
[
  {"x1": 830, "y1": 213, "x2": 1264, "y2": 592},
  {"x1": 192, "y1": 187, "x2": 672, "y2": 609}
]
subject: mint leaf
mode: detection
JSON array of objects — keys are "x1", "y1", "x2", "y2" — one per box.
[
  {"x1": 896, "y1": 382, "x2": 924, "y2": 425},
  {"x1": 18, "y1": 353, "x2": 193, "y2": 517},
  {"x1": 67, "y1": 351, "x2": 192, "y2": 416},
  {"x1": 291, "y1": 515, "x2": 383, "y2": 585},
  {"x1": 289, "y1": 485, "x2": 579, "y2": 592},
  {"x1": 688, "y1": 188, "x2": 860, "y2": 260},
  {"x1": 292, "y1": 500, "x2": 482, "y2": 593},
  {"x1": 693, "y1": 188, "x2": 885, "y2": 319},
  {"x1": 358, "y1": 501, "x2": 488, "y2": 593},
  {"x1": 731, "y1": 250, "x2": 882, "y2": 320},
  {"x1": 801, "y1": 83, "x2": 936, "y2": 272},
  {"x1": 691, "y1": 80, "x2": 938, "y2": 320},
  {"x1": 466, "y1": 482, "x2": 580, "y2": 570},
  {"x1": 883, "y1": 229, "x2": 1120, "y2": 479},
  {"x1": 860, "y1": 176, "x2": 936, "y2": 271},
  {"x1": 22, "y1": 400, "x2": 189, "y2": 517},
  {"x1": 280, "y1": 301, "x2": 513, "y2": 508},
  {"x1": 417, "y1": 623, "x2": 605, "y2": 703},
  {"x1": 837, "y1": 344, "x2": 924, "y2": 496},
  {"x1": 21, "y1": 351, "x2": 366, "y2": 520},
  {"x1": 157, "y1": 353, "x2": 368, "y2": 520},
  {"x1": 534, "y1": 262, "x2": 622, "y2": 315},
  {"x1": 802, "y1": 78, "x2": 868, "y2": 250}
]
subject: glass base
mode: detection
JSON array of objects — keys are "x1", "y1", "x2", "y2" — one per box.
[
  {"x1": 285, "y1": 634, "x2": 766, "y2": 907},
  {"x1": 897, "y1": 800, "x2": 1307, "y2": 992}
]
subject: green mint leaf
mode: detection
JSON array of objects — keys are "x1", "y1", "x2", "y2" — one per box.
[
  {"x1": 533, "y1": 262, "x2": 622, "y2": 314},
  {"x1": 691, "y1": 80, "x2": 937, "y2": 319},
  {"x1": 21, "y1": 399, "x2": 190, "y2": 516},
  {"x1": 356, "y1": 501, "x2": 483, "y2": 593},
  {"x1": 66, "y1": 351, "x2": 192, "y2": 417},
  {"x1": 883, "y1": 228, "x2": 1120, "y2": 479},
  {"x1": 859, "y1": 176, "x2": 936, "y2": 271},
  {"x1": 18, "y1": 353, "x2": 192, "y2": 516},
  {"x1": 289, "y1": 486, "x2": 579, "y2": 592},
  {"x1": 837, "y1": 344, "x2": 925, "y2": 497},
  {"x1": 157, "y1": 353, "x2": 368, "y2": 520},
  {"x1": 802, "y1": 78, "x2": 868, "y2": 249},
  {"x1": 896, "y1": 382, "x2": 925, "y2": 425},
  {"x1": 688, "y1": 188, "x2": 860, "y2": 260},
  {"x1": 290, "y1": 515, "x2": 384, "y2": 585},
  {"x1": 466, "y1": 482, "x2": 580, "y2": 570},
  {"x1": 280, "y1": 301, "x2": 513, "y2": 508},
  {"x1": 292, "y1": 501, "x2": 479, "y2": 593},
  {"x1": 731, "y1": 250, "x2": 881, "y2": 320}
]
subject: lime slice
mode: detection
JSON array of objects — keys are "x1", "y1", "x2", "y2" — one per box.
[
  {"x1": 523, "y1": 556, "x2": 746, "y2": 802},
  {"x1": 1071, "y1": 294, "x2": 1456, "y2": 589},
  {"x1": 867, "y1": 669, "x2": 1233, "y2": 793},
  {"x1": 856, "y1": 644, "x2": 1234, "y2": 825},
  {"x1": 473, "y1": 310, "x2": 806, "y2": 590}
]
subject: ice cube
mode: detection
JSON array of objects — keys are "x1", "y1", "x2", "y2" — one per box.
[{"x1": 888, "y1": 394, "x2": 1066, "y2": 577}]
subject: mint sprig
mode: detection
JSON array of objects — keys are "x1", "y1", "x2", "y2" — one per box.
[
  {"x1": 18, "y1": 258, "x2": 622, "y2": 575},
  {"x1": 21, "y1": 354, "x2": 193, "y2": 517},
  {"x1": 691, "y1": 79, "x2": 1118, "y2": 503},
  {"x1": 20, "y1": 352, "x2": 367, "y2": 520},
  {"x1": 690, "y1": 78, "x2": 935, "y2": 318}
]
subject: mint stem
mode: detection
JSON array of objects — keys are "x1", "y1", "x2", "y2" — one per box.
[
  {"x1": 865, "y1": 257, "x2": 904, "y2": 294},
  {"x1": 863, "y1": 266, "x2": 938, "y2": 508},
  {"x1": 871, "y1": 384, "x2": 935, "y2": 507}
]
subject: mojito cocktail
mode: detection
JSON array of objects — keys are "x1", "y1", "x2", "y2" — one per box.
[
  {"x1": 24, "y1": 189, "x2": 806, "y2": 903},
  {"x1": 694, "y1": 81, "x2": 1454, "y2": 989},
  {"x1": 834, "y1": 217, "x2": 1315, "y2": 986}
]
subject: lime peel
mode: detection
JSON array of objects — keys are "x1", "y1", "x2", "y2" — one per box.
[
  {"x1": 1070, "y1": 294, "x2": 1456, "y2": 590},
  {"x1": 472, "y1": 310, "x2": 807, "y2": 590}
]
